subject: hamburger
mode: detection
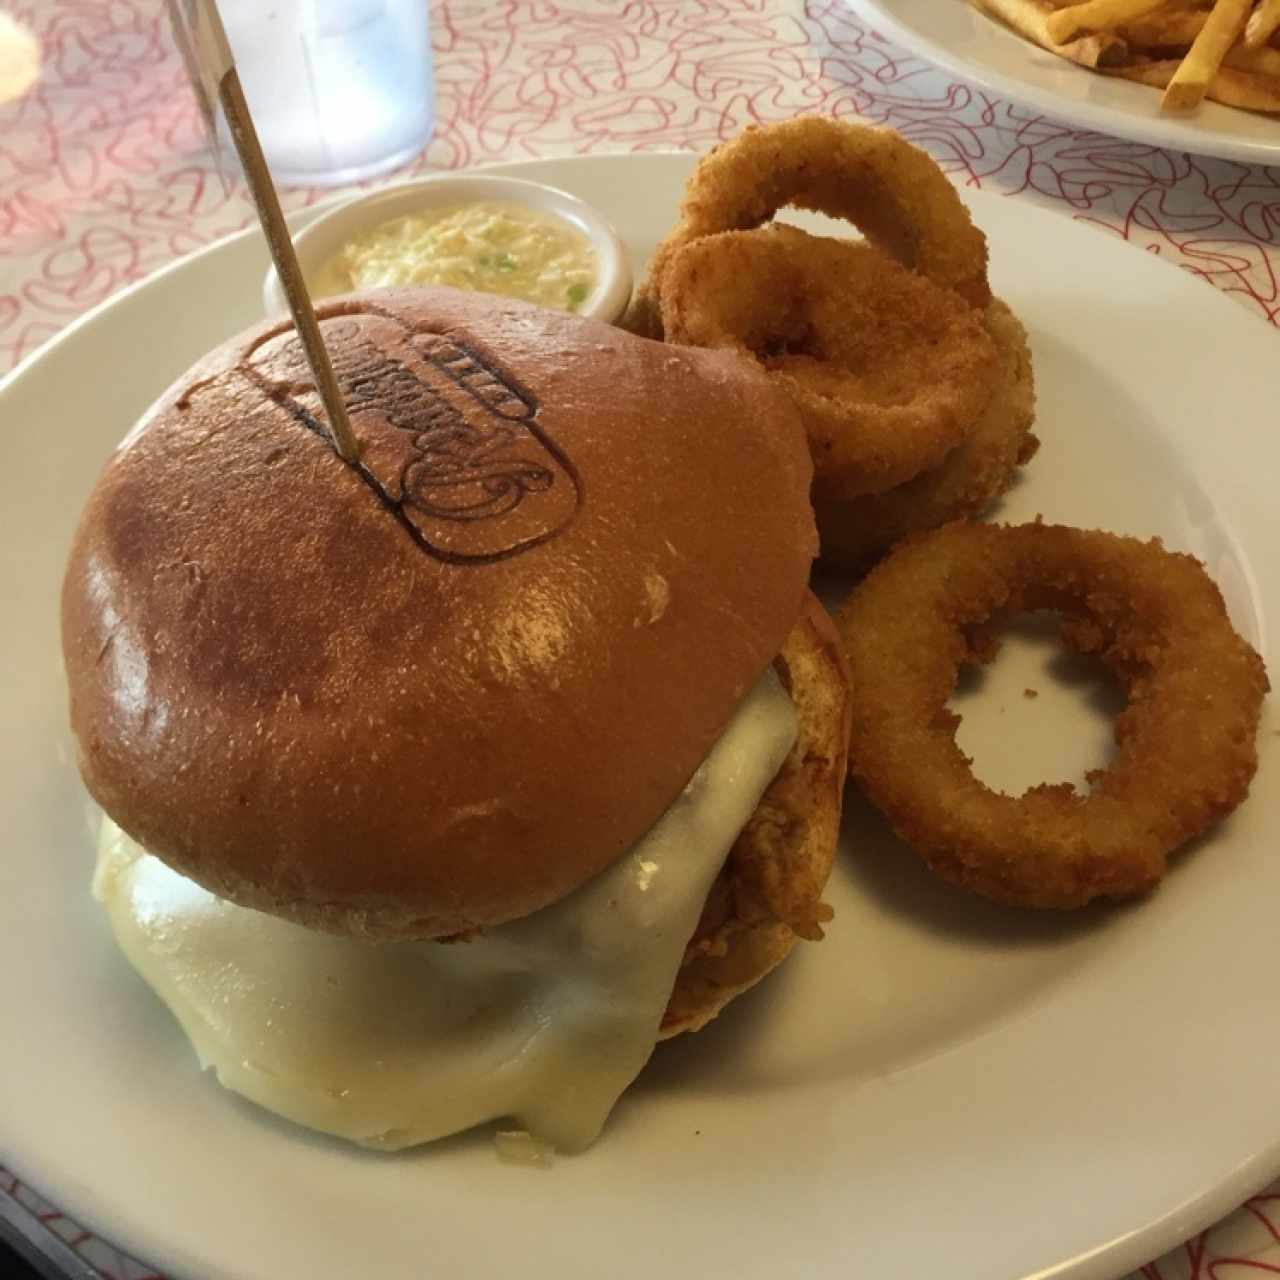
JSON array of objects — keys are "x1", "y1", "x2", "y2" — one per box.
[{"x1": 61, "y1": 287, "x2": 851, "y2": 1152}]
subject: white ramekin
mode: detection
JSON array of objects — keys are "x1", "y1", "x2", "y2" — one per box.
[{"x1": 261, "y1": 174, "x2": 632, "y2": 325}]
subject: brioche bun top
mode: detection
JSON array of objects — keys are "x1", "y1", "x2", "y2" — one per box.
[{"x1": 62, "y1": 287, "x2": 815, "y2": 939}]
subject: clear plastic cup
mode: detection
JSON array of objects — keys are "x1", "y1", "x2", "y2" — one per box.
[{"x1": 217, "y1": 0, "x2": 434, "y2": 187}]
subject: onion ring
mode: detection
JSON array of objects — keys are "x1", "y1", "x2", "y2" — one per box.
[
  {"x1": 660, "y1": 225, "x2": 1001, "y2": 499},
  {"x1": 815, "y1": 299, "x2": 1038, "y2": 566},
  {"x1": 837, "y1": 522, "x2": 1268, "y2": 909},
  {"x1": 631, "y1": 117, "x2": 992, "y2": 337}
]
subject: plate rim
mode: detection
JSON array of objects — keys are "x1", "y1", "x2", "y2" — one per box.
[
  {"x1": 3, "y1": 149, "x2": 1280, "y2": 1280},
  {"x1": 0, "y1": 149, "x2": 695, "y2": 403},
  {"x1": 844, "y1": 0, "x2": 1280, "y2": 166}
]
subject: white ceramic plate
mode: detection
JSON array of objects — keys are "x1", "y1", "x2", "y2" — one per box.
[
  {"x1": 1, "y1": 153, "x2": 1278, "y2": 1280},
  {"x1": 848, "y1": 0, "x2": 1280, "y2": 166}
]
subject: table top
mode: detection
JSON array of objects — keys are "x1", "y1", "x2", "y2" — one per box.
[{"x1": 1, "y1": 2, "x2": 1277, "y2": 1278}]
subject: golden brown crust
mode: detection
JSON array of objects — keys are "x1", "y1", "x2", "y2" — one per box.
[
  {"x1": 658, "y1": 227, "x2": 1002, "y2": 500},
  {"x1": 814, "y1": 298, "x2": 1038, "y2": 567},
  {"x1": 837, "y1": 522, "x2": 1268, "y2": 910},
  {"x1": 62, "y1": 287, "x2": 817, "y2": 939},
  {"x1": 632, "y1": 117, "x2": 992, "y2": 340},
  {"x1": 662, "y1": 592, "x2": 852, "y2": 1037}
]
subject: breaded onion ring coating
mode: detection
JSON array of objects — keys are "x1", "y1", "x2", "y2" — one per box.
[
  {"x1": 661, "y1": 226, "x2": 1001, "y2": 499},
  {"x1": 815, "y1": 299, "x2": 1038, "y2": 567},
  {"x1": 837, "y1": 522, "x2": 1268, "y2": 910},
  {"x1": 662, "y1": 593, "x2": 852, "y2": 1037},
  {"x1": 631, "y1": 117, "x2": 991, "y2": 337}
]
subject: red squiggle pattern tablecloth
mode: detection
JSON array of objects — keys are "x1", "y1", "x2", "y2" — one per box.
[
  {"x1": 2, "y1": 2, "x2": 1278, "y2": 1278},
  {"x1": 2, "y1": 0, "x2": 1278, "y2": 375}
]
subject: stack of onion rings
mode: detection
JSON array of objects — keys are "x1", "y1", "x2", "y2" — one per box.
[
  {"x1": 629, "y1": 117, "x2": 1037, "y2": 560},
  {"x1": 837, "y1": 521, "x2": 1268, "y2": 910}
]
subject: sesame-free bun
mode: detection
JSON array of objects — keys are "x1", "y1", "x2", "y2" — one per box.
[{"x1": 62, "y1": 287, "x2": 816, "y2": 939}]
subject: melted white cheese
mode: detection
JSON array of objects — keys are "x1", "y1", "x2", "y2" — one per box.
[{"x1": 93, "y1": 670, "x2": 796, "y2": 1152}]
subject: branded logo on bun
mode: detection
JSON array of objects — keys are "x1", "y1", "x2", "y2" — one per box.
[
  {"x1": 63, "y1": 286, "x2": 851, "y2": 1152},
  {"x1": 244, "y1": 308, "x2": 582, "y2": 563}
]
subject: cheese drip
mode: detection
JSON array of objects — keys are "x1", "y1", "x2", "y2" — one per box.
[{"x1": 93, "y1": 670, "x2": 797, "y2": 1153}]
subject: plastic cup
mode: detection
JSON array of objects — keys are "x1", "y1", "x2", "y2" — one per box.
[{"x1": 217, "y1": 0, "x2": 434, "y2": 187}]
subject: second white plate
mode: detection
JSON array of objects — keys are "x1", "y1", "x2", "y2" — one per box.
[{"x1": 849, "y1": 0, "x2": 1280, "y2": 165}]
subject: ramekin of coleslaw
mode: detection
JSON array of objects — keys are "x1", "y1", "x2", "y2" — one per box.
[{"x1": 262, "y1": 173, "x2": 632, "y2": 325}]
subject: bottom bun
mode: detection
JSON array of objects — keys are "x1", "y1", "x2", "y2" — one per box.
[{"x1": 662, "y1": 592, "x2": 852, "y2": 1037}]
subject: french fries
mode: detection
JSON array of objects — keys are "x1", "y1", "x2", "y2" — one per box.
[
  {"x1": 1105, "y1": 57, "x2": 1280, "y2": 109},
  {"x1": 1224, "y1": 40, "x2": 1280, "y2": 73},
  {"x1": 1047, "y1": 0, "x2": 1168, "y2": 45},
  {"x1": 1161, "y1": 0, "x2": 1252, "y2": 111},
  {"x1": 1117, "y1": 10, "x2": 1209, "y2": 48},
  {"x1": 972, "y1": 0, "x2": 1280, "y2": 116},
  {"x1": 970, "y1": 0, "x2": 1129, "y2": 67},
  {"x1": 1244, "y1": 0, "x2": 1280, "y2": 47}
]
